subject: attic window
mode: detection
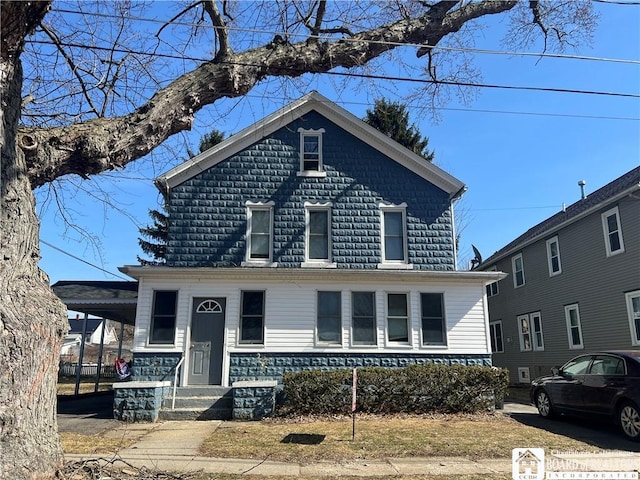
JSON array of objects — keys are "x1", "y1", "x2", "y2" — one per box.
[{"x1": 298, "y1": 128, "x2": 326, "y2": 176}]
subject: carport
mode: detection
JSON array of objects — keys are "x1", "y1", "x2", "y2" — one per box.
[{"x1": 52, "y1": 280, "x2": 138, "y2": 395}]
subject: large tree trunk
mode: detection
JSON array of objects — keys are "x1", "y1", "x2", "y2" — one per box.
[{"x1": 1, "y1": 2, "x2": 67, "y2": 479}]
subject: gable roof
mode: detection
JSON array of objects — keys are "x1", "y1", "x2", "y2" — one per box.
[
  {"x1": 480, "y1": 165, "x2": 640, "y2": 267},
  {"x1": 158, "y1": 91, "x2": 466, "y2": 199}
]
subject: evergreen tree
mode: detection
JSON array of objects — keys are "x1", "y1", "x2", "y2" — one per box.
[
  {"x1": 364, "y1": 98, "x2": 435, "y2": 162},
  {"x1": 137, "y1": 129, "x2": 225, "y2": 265}
]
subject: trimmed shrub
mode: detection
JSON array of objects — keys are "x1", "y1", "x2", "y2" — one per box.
[{"x1": 280, "y1": 364, "x2": 509, "y2": 416}]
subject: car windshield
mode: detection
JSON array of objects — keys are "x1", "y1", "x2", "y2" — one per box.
[{"x1": 562, "y1": 356, "x2": 591, "y2": 375}]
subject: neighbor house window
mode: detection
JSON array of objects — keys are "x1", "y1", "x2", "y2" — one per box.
[
  {"x1": 626, "y1": 290, "x2": 640, "y2": 346},
  {"x1": 239, "y1": 291, "x2": 265, "y2": 344},
  {"x1": 565, "y1": 304, "x2": 584, "y2": 349},
  {"x1": 486, "y1": 267, "x2": 499, "y2": 297},
  {"x1": 304, "y1": 203, "x2": 334, "y2": 266},
  {"x1": 512, "y1": 253, "x2": 525, "y2": 288},
  {"x1": 546, "y1": 236, "x2": 562, "y2": 276},
  {"x1": 352, "y1": 292, "x2": 376, "y2": 346},
  {"x1": 149, "y1": 290, "x2": 178, "y2": 344},
  {"x1": 602, "y1": 206, "x2": 625, "y2": 256},
  {"x1": 298, "y1": 128, "x2": 325, "y2": 174},
  {"x1": 387, "y1": 293, "x2": 409, "y2": 344},
  {"x1": 317, "y1": 291, "x2": 341, "y2": 345},
  {"x1": 489, "y1": 321, "x2": 504, "y2": 353},
  {"x1": 380, "y1": 203, "x2": 408, "y2": 266},
  {"x1": 531, "y1": 312, "x2": 544, "y2": 351},
  {"x1": 421, "y1": 293, "x2": 446, "y2": 346},
  {"x1": 517, "y1": 315, "x2": 532, "y2": 351},
  {"x1": 245, "y1": 202, "x2": 274, "y2": 264}
]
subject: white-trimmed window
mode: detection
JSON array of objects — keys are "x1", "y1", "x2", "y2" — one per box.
[
  {"x1": 303, "y1": 202, "x2": 335, "y2": 267},
  {"x1": 317, "y1": 291, "x2": 342, "y2": 345},
  {"x1": 149, "y1": 290, "x2": 178, "y2": 344},
  {"x1": 351, "y1": 292, "x2": 377, "y2": 346},
  {"x1": 421, "y1": 293, "x2": 447, "y2": 346},
  {"x1": 517, "y1": 312, "x2": 544, "y2": 352},
  {"x1": 512, "y1": 253, "x2": 525, "y2": 288},
  {"x1": 245, "y1": 201, "x2": 274, "y2": 264},
  {"x1": 386, "y1": 293, "x2": 409, "y2": 345},
  {"x1": 626, "y1": 290, "x2": 640, "y2": 346},
  {"x1": 489, "y1": 321, "x2": 504, "y2": 353},
  {"x1": 546, "y1": 236, "x2": 562, "y2": 276},
  {"x1": 298, "y1": 128, "x2": 325, "y2": 175},
  {"x1": 239, "y1": 290, "x2": 265, "y2": 344},
  {"x1": 565, "y1": 304, "x2": 584, "y2": 349},
  {"x1": 486, "y1": 267, "x2": 499, "y2": 297},
  {"x1": 379, "y1": 203, "x2": 409, "y2": 267},
  {"x1": 517, "y1": 314, "x2": 532, "y2": 351},
  {"x1": 602, "y1": 206, "x2": 625, "y2": 256},
  {"x1": 531, "y1": 312, "x2": 544, "y2": 350}
]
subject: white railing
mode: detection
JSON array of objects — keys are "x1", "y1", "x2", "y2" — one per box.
[{"x1": 171, "y1": 356, "x2": 185, "y2": 410}]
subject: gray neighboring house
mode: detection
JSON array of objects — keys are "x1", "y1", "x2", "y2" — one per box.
[{"x1": 478, "y1": 166, "x2": 640, "y2": 384}]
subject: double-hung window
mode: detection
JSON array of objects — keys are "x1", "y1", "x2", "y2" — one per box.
[
  {"x1": 489, "y1": 321, "x2": 504, "y2": 353},
  {"x1": 149, "y1": 290, "x2": 178, "y2": 344},
  {"x1": 239, "y1": 291, "x2": 265, "y2": 344},
  {"x1": 304, "y1": 203, "x2": 334, "y2": 266},
  {"x1": 379, "y1": 203, "x2": 409, "y2": 267},
  {"x1": 626, "y1": 290, "x2": 640, "y2": 346},
  {"x1": 486, "y1": 267, "x2": 499, "y2": 297},
  {"x1": 245, "y1": 201, "x2": 274, "y2": 264},
  {"x1": 387, "y1": 293, "x2": 409, "y2": 344},
  {"x1": 317, "y1": 291, "x2": 342, "y2": 345},
  {"x1": 512, "y1": 253, "x2": 525, "y2": 288},
  {"x1": 565, "y1": 304, "x2": 584, "y2": 349},
  {"x1": 421, "y1": 293, "x2": 446, "y2": 346},
  {"x1": 352, "y1": 292, "x2": 376, "y2": 346},
  {"x1": 546, "y1": 236, "x2": 562, "y2": 276},
  {"x1": 602, "y1": 206, "x2": 625, "y2": 256},
  {"x1": 517, "y1": 312, "x2": 544, "y2": 351},
  {"x1": 298, "y1": 128, "x2": 325, "y2": 175}
]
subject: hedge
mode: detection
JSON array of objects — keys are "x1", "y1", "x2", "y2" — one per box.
[{"x1": 279, "y1": 364, "x2": 509, "y2": 416}]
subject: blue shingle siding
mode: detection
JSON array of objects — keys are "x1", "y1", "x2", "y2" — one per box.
[{"x1": 167, "y1": 111, "x2": 454, "y2": 269}]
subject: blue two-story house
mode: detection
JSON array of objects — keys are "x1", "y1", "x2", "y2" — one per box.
[{"x1": 120, "y1": 92, "x2": 504, "y2": 388}]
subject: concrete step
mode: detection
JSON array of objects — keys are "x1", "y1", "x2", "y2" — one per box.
[
  {"x1": 158, "y1": 407, "x2": 232, "y2": 421},
  {"x1": 170, "y1": 386, "x2": 232, "y2": 397},
  {"x1": 163, "y1": 395, "x2": 232, "y2": 410}
]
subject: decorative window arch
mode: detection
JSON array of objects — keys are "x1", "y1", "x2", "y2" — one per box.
[{"x1": 196, "y1": 299, "x2": 223, "y2": 313}]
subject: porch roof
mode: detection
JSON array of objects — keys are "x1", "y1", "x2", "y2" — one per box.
[{"x1": 52, "y1": 280, "x2": 138, "y2": 325}]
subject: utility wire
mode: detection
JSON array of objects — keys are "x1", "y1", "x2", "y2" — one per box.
[
  {"x1": 50, "y1": 7, "x2": 640, "y2": 65},
  {"x1": 41, "y1": 239, "x2": 132, "y2": 281},
  {"x1": 26, "y1": 38, "x2": 640, "y2": 99}
]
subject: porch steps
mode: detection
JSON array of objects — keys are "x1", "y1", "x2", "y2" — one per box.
[{"x1": 159, "y1": 386, "x2": 232, "y2": 421}]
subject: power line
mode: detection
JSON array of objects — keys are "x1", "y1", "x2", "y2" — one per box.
[
  {"x1": 50, "y1": 7, "x2": 640, "y2": 65},
  {"x1": 26, "y1": 38, "x2": 640, "y2": 99},
  {"x1": 41, "y1": 239, "x2": 132, "y2": 281}
]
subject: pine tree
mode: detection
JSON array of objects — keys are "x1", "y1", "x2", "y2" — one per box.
[
  {"x1": 364, "y1": 98, "x2": 435, "y2": 162},
  {"x1": 137, "y1": 129, "x2": 225, "y2": 265}
]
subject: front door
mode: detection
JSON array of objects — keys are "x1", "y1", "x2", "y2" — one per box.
[{"x1": 188, "y1": 297, "x2": 226, "y2": 385}]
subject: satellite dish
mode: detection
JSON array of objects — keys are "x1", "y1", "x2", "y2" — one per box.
[{"x1": 470, "y1": 244, "x2": 482, "y2": 270}]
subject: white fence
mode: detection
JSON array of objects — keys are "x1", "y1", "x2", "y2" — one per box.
[{"x1": 59, "y1": 363, "x2": 116, "y2": 378}]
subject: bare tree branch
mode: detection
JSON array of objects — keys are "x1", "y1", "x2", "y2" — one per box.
[
  {"x1": 203, "y1": 0, "x2": 232, "y2": 60},
  {"x1": 18, "y1": 0, "x2": 519, "y2": 189}
]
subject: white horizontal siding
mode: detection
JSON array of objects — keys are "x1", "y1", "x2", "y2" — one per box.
[{"x1": 133, "y1": 276, "x2": 490, "y2": 356}]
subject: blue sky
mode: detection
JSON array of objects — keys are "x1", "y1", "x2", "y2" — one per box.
[{"x1": 37, "y1": 2, "x2": 639, "y2": 284}]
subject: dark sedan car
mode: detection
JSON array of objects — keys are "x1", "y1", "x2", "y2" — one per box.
[{"x1": 530, "y1": 351, "x2": 640, "y2": 440}]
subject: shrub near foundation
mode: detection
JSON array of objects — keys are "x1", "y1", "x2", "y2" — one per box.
[{"x1": 280, "y1": 364, "x2": 509, "y2": 416}]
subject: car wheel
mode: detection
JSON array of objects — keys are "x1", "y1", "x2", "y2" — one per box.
[
  {"x1": 619, "y1": 402, "x2": 640, "y2": 441},
  {"x1": 535, "y1": 389, "x2": 554, "y2": 418}
]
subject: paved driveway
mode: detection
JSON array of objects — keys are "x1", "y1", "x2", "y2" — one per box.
[{"x1": 57, "y1": 391, "x2": 119, "y2": 435}]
